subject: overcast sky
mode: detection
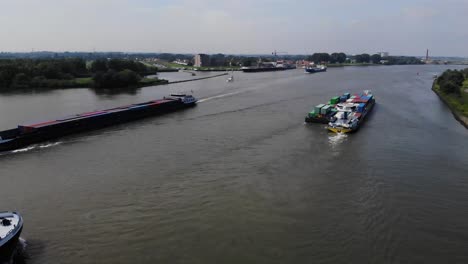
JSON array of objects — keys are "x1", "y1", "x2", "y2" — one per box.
[{"x1": 0, "y1": 0, "x2": 467, "y2": 56}]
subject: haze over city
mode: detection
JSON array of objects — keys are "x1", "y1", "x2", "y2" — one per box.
[{"x1": 1, "y1": 0, "x2": 468, "y2": 56}]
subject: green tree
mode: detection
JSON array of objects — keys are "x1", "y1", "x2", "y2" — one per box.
[
  {"x1": 440, "y1": 80, "x2": 460, "y2": 95},
  {"x1": 11, "y1": 73, "x2": 30, "y2": 88},
  {"x1": 371, "y1": 54, "x2": 382, "y2": 64},
  {"x1": 308, "y1": 53, "x2": 331, "y2": 63},
  {"x1": 91, "y1": 59, "x2": 108, "y2": 72},
  {"x1": 355, "y1": 54, "x2": 371, "y2": 63},
  {"x1": 462, "y1": 68, "x2": 468, "y2": 78}
]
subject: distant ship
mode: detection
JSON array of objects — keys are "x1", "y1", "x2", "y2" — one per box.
[
  {"x1": 242, "y1": 61, "x2": 296, "y2": 73},
  {"x1": 305, "y1": 65, "x2": 327, "y2": 73}
]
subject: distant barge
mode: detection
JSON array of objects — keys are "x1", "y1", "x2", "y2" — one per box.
[
  {"x1": 241, "y1": 61, "x2": 296, "y2": 72},
  {"x1": 0, "y1": 94, "x2": 197, "y2": 152}
]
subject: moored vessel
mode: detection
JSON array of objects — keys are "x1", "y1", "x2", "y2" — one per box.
[{"x1": 0, "y1": 94, "x2": 197, "y2": 152}]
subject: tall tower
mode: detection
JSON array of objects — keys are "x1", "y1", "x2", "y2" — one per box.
[{"x1": 426, "y1": 49, "x2": 429, "y2": 62}]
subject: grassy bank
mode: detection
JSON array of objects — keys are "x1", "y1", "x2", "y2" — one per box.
[{"x1": 432, "y1": 79, "x2": 468, "y2": 128}]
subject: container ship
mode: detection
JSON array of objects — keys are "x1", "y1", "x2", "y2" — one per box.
[
  {"x1": 305, "y1": 91, "x2": 375, "y2": 133},
  {"x1": 305, "y1": 95, "x2": 343, "y2": 123},
  {"x1": 0, "y1": 94, "x2": 197, "y2": 152},
  {"x1": 0, "y1": 212, "x2": 23, "y2": 262}
]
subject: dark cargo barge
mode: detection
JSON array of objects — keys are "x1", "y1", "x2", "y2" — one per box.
[{"x1": 0, "y1": 94, "x2": 197, "y2": 152}]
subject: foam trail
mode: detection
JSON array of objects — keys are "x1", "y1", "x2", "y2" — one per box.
[
  {"x1": 11, "y1": 146, "x2": 36, "y2": 153},
  {"x1": 39, "y1": 142, "x2": 62, "y2": 148},
  {"x1": 198, "y1": 91, "x2": 242, "y2": 103},
  {"x1": 328, "y1": 132, "x2": 348, "y2": 147},
  {"x1": 10, "y1": 141, "x2": 62, "y2": 153}
]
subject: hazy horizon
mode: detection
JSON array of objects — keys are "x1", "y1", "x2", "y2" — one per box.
[{"x1": 1, "y1": 0, "x2": 467, "y2": 57}]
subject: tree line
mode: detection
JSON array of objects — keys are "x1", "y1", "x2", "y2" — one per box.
[
  {"x1": 91, "y1": 59, "x2": 156, "y2": 88},
  {"x1": 304, "y1": 53, "x2": 423, "y2": 65},
  {"x1": 437, "y1": 68, "x2": 468, "y2": 95},
  {"x1": 0, "y1": 58, "x2": 156, "y2": 90}
]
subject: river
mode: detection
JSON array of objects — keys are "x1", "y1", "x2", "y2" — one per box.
[{"x1": 0, "y1": 65, "x2": 467, "y2": 264}]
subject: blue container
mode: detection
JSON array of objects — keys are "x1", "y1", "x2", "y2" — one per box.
[
  {"x1": 357, "y1": 103, "x2": 366, "y2": 112},
  {"x1": 343, "y1": 93, "x2": 351, "y2": 99}
]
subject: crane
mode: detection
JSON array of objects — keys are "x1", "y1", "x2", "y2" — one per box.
[
  {"x1": 272, "y1": 50, "x2": 288, "y2": 58},
  {"x1": 271, "y1": 50, "x2": 288, "y2": 64}
]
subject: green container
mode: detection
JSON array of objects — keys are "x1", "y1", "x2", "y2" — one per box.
[
  {"x1": 330, "y1": 96, "x2": 340, "y2": 104},
  {"x1": 321, "y1": 105, "x2": 331, "y2": 115},
  {"x1": 314, "y1": 104, "x2": 325, "y2": 114}
]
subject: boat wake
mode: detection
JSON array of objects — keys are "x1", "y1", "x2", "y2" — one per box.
[
  {"x1": 328, "y1": 132, "x2": 348, "y2": 147},
  {"x1": 198, "y1": 91, "x2": 243, "y2": 103},
  {"x1": 10, "y1": 142, "x2": 62, "y2": 154}
]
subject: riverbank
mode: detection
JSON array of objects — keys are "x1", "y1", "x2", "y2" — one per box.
[{"x1": 432, "y1": 80, "x2": 468, "y2": 128}]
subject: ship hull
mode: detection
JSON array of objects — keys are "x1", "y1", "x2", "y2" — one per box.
[
  {"x1": 305, "y1": 68, "x2": 327, "y2": 73},
  {"x1": 0, "y1": 213, "x2": 23, "y2": 263},
  {"x1": 0, "y1": 226, "x2": 22, "y2": 262},
  {"x1": 305, "y1": 116, "x2": 330, "y2": 124},
  {"x1": 0, "y1": 100, "x2": 196, "y2": 152}
]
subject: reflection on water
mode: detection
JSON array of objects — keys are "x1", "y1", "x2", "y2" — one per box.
[
  {"x1": 92, "y1": 87, "x2": 140, "y2": 97},
  {"x1": 1, "y1": 238, "x2": 28, "y2": 264}
]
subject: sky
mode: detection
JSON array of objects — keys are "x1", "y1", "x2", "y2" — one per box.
[{"x1": 0, "y1": 0, "x2": 467, "y2": 56}]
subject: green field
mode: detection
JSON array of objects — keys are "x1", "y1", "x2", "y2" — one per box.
[{"x1": 74, "y1": 77, "x2": 93, "y2": 86}]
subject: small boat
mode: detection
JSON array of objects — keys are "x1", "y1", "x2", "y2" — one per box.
[
  {"x1": 226, "y1": 75, "x2": 234, "y2": 82},
  {"x1": 0, "y1": 212, "x2": 23, "y2": 261},
  {"x1": 305, "y1": 65, "x2": 327, "y2": 74}
]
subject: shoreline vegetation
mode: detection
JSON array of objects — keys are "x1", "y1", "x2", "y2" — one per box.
[
  {"x1": 432, "y1": 68, "x2": 468, "y2": 128},
  {"x1": 0, "y1": 52, "x2": 433, "y2": 92},
  {"x1": 0, "y1": 58, "x2": 168, "y2": 91}
]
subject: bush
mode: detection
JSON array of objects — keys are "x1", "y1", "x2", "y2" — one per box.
[
  {"x1": 440, "y1": 80, "x2": 460, "y2": 95},
  {"x1": 438, "y1": 69, "x2": 464, "y2": 87},
  {"x1": 92, "y1": 69, "x2": 141, "y2": 88}
]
